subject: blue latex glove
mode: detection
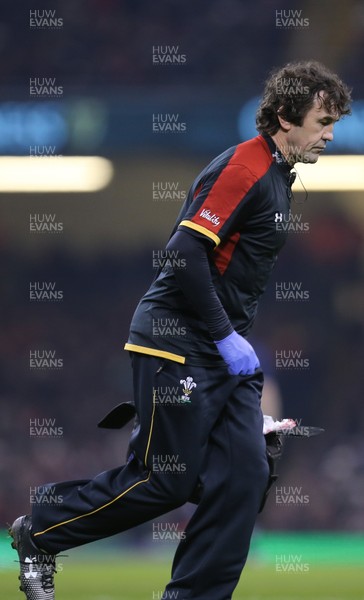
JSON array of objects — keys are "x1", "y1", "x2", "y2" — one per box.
[{"x1": 214, "y1": 330, "x2": 260, "y2": 375}]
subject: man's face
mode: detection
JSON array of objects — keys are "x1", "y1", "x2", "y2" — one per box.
[{"x1": 284, "y1": 92, "x2": 339, "y2": 164}]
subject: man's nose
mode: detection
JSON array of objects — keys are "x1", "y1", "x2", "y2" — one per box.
[{"x1": 323, "y1": 125, "x2": 334, "y2": 142}]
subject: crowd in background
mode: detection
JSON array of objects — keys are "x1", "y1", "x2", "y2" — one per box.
[{"x1": 0, "y1": 0, "x2": 363, "y2": 95}]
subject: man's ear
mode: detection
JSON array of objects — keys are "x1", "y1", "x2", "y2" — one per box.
[{"x1": 277, "y1": 111, "x2": 293, "y2": 132}]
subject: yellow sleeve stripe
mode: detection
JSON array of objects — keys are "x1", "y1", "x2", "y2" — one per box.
[
  {"x1": 33, "y1": 473, "x2": 151, "y2": 537},
  {"x1": 178, "y1": 220, "x2": 221, "y2": 246},
  {"x1": 124, "y1": 343, "x2": 185, "y2": 365}
]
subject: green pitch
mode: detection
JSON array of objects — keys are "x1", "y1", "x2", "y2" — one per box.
[
  {"x1": 2, "y1": 532, "x2": 364, "y2": 599},
  {"x1": 1, "y1": 561, "x2": 364, "y2": 600}
]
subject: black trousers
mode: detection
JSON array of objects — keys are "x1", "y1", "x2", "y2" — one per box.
[{"x1": 32, "y1": 354, "x2": 269, "y2": 600}]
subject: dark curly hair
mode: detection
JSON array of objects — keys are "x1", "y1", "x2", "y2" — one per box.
[{"x1": 256, "y1": 60, "x2": 352, "y2": 135}]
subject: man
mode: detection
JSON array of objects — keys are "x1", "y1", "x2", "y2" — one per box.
[{"x1": 10, "y1": 61, "x2": 351, "y2": 600}]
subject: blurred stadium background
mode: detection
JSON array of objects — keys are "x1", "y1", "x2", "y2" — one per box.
[{"x1": 1, "y1": 0, "x2": 364, "y2": 598}]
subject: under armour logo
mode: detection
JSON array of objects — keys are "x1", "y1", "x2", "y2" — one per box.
[
  {"x1": 24, "y1": 557, "x2": 37, "y2": 579},
  {"x1": 275, "y1": 212, "x2": 283, "y2": 223}
]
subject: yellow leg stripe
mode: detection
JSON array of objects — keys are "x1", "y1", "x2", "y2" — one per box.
[
  {"x1": 144, "y1": 390, "x2": 156, "y2": 467},
  {"x1": 34, "y1": 378, "x2": 159, "y2": 538},
  {"x1": 33, "y1": 473, "x2": 151, "y2": 537}
]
